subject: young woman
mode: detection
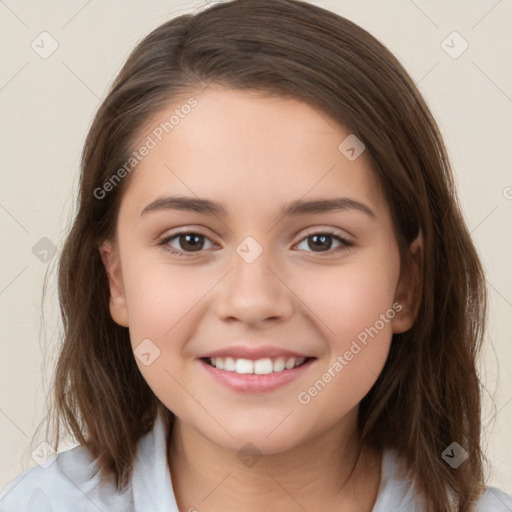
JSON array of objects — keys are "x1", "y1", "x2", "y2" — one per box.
[{"x1": 1, "y1": 1, "x2": 510, "y2": 510}]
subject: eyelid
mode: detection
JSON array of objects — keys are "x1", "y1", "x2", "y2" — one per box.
[
  {"x1": 158, "y1": 225, "x2": 353, "y2": 245},
  {"x1": 158, "y1": 225, "x2": 354, "y2": 258},
  {"x1": 298, "y1": 226, "x2": 353, "y2": 241},
  {"x1": 157, "y1": 226, "x2": 215, "y2": 242},
  {"x1": 157, "y1": 228, "x2": 217, "y2": 249}
]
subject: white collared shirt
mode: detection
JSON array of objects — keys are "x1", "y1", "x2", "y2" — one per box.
[{"x1": 1, "y1": 413, "x2": 511, "y2": 511}]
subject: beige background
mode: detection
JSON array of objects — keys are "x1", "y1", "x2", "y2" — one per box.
[{"x1": 1, "y1": 0, "x2": 511, "y2": 495}]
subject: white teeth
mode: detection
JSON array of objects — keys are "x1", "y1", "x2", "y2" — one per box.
[
  {"x1": 235, "y1": 359, "x2": 253, "y2": 374},
  {"x1": 273, "y1": 358, "x2": 285, "y2": 372},
  {"x1": 254, "y1": 358, "x2": 273, "y2": 375},
  {"x1": 208, "y1": 356, "x2": 308, "y2": 374},
  {"x1": 285, "y1": 357, "x2": 295, "y2": 369},
  {"x1": 224, "y1": 357, "x2": 236, "y2": 371}
]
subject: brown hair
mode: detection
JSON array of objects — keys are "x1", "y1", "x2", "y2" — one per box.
[{"x1": 35, "y1": 1, "x2": 489, "y2": 510}]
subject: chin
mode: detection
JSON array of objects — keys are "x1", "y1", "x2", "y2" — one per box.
[{"x1": 201, "y1": 422, "x2": 306, "y2": 456}]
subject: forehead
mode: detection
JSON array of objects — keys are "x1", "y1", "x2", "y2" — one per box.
[{"x1": 121, "y1": 87, "x2": 388, "y2": 221}]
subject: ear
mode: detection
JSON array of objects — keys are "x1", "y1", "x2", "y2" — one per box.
[
  {"x1": 391, "y1": 232, "x2": 423, "y2": 334},
  {"x1": 99, "y1": 240, "x2": 129, "y2": 327}
]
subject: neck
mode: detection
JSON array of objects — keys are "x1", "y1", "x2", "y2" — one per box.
[{"x1": 167, "y1": 408, "x2": 382, "y2": 512}]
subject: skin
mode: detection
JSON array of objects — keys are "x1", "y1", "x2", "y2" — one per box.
[{"x1": 100, "y1": 87, "x2": 422, "y2": 511}]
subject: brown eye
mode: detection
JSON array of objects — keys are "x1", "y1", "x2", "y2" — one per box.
[
  {"x1": 296, "y1": 231, "x2": 352, "y2": 255},
  {"x1": 160, "y1": 232, "x2": 214, "y2": 256},
  {"x1": 176, "y1": 233, "x2": 205, "y2": 252}
]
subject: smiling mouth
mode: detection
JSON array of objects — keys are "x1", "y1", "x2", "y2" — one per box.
[{"x1": 201, "y1": 356, "x2": 315, "y2": 375}]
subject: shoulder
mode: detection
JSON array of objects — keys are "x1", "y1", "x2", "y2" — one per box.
[
  {"x1": 374, "y1": 448, "x2": 512, "y2": 512},
  {"x1": 474, "y1": 485, "x2": 512, "y2": 511},
  {"x1": 0, "y1": 445, "x2": 132, "y2": 512},
  {"x1": 0, "y1": 412, "x2": 176, "y2": 512}
]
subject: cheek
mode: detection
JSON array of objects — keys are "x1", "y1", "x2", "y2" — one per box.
[
  {"x1": 120, "y1": 249, "x2": 220, "y2": 398},
  {"x1": 123, "y1": 261, "x2": 210, "y2": 346},
  {"x1": 302, "y1": 251, "x2": 400, "y2": 344},
  {"x1": 121, "y1": 258, "x2": 210, "y2": 409},
  {"x1": 294, "y1": 252, "x2": 400, "y2": 410}
]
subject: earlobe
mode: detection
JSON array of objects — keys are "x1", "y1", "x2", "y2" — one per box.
[
  {"x1": 99, "y1": 241, "x2": 129, "y2": 327},
  {"x1": 392, "y1": 232, "x2": 423, "y2": 334}
]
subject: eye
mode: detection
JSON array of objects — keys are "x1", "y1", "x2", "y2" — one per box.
[
  {"x1": 158, "y1": 229, "x2": 353, "y2": 258},
  {"x1": 295, "y1": 230, "x2": 353, "y2": 256},
  {"x1": 159, "y1": 231, "x2": 215, "y2": 257}
]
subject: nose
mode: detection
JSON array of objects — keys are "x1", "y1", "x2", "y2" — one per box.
[{"x1": 213, "y1": 242, "x2": 295, "y2": 327}]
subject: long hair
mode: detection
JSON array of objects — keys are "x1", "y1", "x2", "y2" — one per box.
[{"x1": 35, "y1": 1, "x2": 487, "y2": 510}]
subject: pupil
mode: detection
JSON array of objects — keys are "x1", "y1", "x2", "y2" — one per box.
[
  {"x1": 181, "y1": 234, "x2": 203, "y2": 251},
  {"x1": 310, "y1": 234, "x2": 332, "y2": 251}
]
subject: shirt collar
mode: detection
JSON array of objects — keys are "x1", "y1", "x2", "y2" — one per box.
[
  {"x1": 130, "y1": 411, "x2": 413, "y2": 512},
  {"x1": 131, "y1": 410, "x2": 179, "y2": 512}
]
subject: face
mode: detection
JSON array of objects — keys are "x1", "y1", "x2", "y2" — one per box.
[{"x1": 100, "y1": 87, "x2": 420, "y2": 455}]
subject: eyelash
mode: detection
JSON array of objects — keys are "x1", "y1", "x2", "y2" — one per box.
[{"x1": 158, "y1": 230, "x2": 353, "y2": 258}]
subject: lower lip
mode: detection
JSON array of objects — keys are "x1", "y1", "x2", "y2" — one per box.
[{"x1": 199, "y1": 358, "x2": 316, "y2": 393}]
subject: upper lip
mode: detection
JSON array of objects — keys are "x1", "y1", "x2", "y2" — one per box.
[{"x1": 197, "y1": 345, "x2": 314, "y2": 361}]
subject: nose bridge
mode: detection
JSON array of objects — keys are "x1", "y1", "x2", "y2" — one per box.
[
  {"x1": 213, "y1": 234, "x2": 294, "y2": 324},
  {"x1": 232, "y1": 233, "x2": 281, "y2": 300},
  {"x1": 234, "y1": 236, "x2": 274, "y2": 286}
]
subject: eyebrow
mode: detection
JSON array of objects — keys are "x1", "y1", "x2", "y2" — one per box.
[{"x1": 140, "y1": 195, "x2": 376, "y2": 219}]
